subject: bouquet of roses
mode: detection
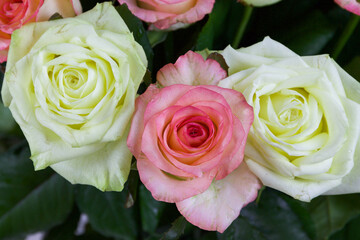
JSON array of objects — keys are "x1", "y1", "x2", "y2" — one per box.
[{"x1": 0, "y1": 0, "x2": 359, "y2": 239}]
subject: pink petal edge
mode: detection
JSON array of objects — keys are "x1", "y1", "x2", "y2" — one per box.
[
  {"x1": 176, "y1": 163, "x2": 262, "y2": 233},
  {"x1": 137, "y1": 154, "x2": 215, "y2": 203},
  {"x1": 335, "y1": 0, "x2": 360, "y2": 15},
  {"x1": 157, "y1": 51, "x2": 227, "y2": 87}
]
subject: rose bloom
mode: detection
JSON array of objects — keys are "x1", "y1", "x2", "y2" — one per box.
[
  {"x1": 1, "y1": 3, "x2": 147, "y2": 191},
  {"x1": 334, "y1": 0, "x2": 360, "y2": 15},
  {"x1": 218, "y1": 37, "x2": 360, "y2": 201},
  {"x1": 128, "y1": 51, "x2": 261, "y2": 232},
  {"x1": 118, "y1": 0, "x2": 214, "y2": 30},
  {"x1": 238, "y1": 0, "x2": 281, "y2": 7},
  {"x1": 0, "y1": 0, "x2": 82, "y2": 62}
]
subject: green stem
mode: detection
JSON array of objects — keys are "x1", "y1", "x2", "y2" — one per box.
[
  {"x1": 332, "y1": 14, "x2": 360, "y2": 60},
  {"x1": 232, "y1": 6, "x2": 253, "y2": 48},
  {"x1": 256, "y1": 186, "x2": 266, "y2": 205}
]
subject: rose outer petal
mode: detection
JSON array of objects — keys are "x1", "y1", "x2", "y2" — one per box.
[
  {"x1": 176, "y1": 163, "x2": 261, "y2": 232},
  {"x1": 137, "y1": 154, "x2": 215, "y2": 203},
  {"x1": 334, "y1": 0, "x2": 360, "y2": 15},
  {"x1": 36, "y1": 0, "x2": 82, "y2": 21},
  {"x1": 157, "y1": 51, "x2": 227, "y2": 87}
]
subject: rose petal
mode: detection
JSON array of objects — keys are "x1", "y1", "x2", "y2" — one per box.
[
  {"x1": 176, "y1": 163, "x2": 261, "y2": 233},
  {"x1": 334, "y1": 0, "x2": 360, "y2": 15},
  {"x1": 51, "y1": 133, "x2": 131, "y2": 191},
  {"x1": 137, "y1": 155, "x2": 215, "y2": 202},
  {"x1": 246, "y1": 158, "x2": 342, "y2": 202},
  {"x1": 36, "y1": 0, "x2": 81, "y2": 21},
  {"x1": 157, "y1": 51, "x2": 226, "y2": 87},
  {"x1": 127, "y1": 84, "x2": 161, "y2": 158}
]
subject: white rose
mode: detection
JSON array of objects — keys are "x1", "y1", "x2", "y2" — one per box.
[
  {"x1": 1, "y1": 3, "x2": 147, "y2": 191},
  {"x1": 219, "y1": 37, "x2": 360, "y2": 201}
]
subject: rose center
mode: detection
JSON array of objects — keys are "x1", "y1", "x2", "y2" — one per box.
[{"x1": 178, "y1": 122, "x2": 209, "y2": 147}]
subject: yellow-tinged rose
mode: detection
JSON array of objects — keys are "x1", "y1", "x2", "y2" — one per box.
[
  {"x1": 219, "y1": 37, "x2": 360, "y2": 201},
  {"x1": 1, "y1": 2, "x2": 147, "y2": 191}
]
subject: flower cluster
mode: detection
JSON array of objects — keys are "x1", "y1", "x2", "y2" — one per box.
[{"x1": 1, "y1": 0, "x2": 359, "y2": 235}]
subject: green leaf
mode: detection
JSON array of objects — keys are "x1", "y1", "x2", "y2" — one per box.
[
  {"x1": 124, "y1": 169, "x2": 139, "y2": 208},
  {"x1": 195, "y1": 0, "x2": 232, "y2": 51},
  {"x1": 239, "y1": 189, "x2": 311, "y2": 240},
  {"x1": 139, "y1": 184, "x2": 166, "y2": 233},
  {"x1": 44, "y1": 206, "x2": 80, "y2": 240},
  {"x1": 116, "y1": 4, "x2": 154, "y2": 71},
  {"x1": 344, "y1": 56, "x2": 360, "y2": 81},
  {"x1": 218, "y1": 217, "x2": 266, "y2": 240},
  {"x1": 147, "y1": 31, "x2": 168, "y2": 48},
  {"x1": 308, "y1": 194, "x2": 360, "y2": 240},
  {"x1": 75, "y1": 185, "x2": 138, "y2": 240},
  {"x1": 330, "y1": 214, "x2": 360, "y2": 240},
  {"x1": 0, "y1": 101, "x2": 16, "y2": 134},
  {"x1": 278, "y1": 11, "x2": 337, "y2": 55},
  {"x1": 0, "y1": 144, "x2": 74, "y2": 239},
  {"x1": 161, "y1": 216, "x2": 188, "y2": 240}
]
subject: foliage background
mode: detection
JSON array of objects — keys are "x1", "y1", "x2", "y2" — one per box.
[{"x1": 0, "y1": 0, "x2": 360, "y2": 239}]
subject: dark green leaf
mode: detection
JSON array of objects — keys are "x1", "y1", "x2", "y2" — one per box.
[
  {"x1": 139, "y1": 184, "x2": 166, "y2": 233},
  {"x1": 240, "y1": 189, "x2": 311, "y2": 240},
  {"x1": 330, "y1": 214, "x2": 360, "y2": 240},
  {"x1": 116, "y1": 4, "x2": 154, "y2": 70},
  {"x1": 147, "y1": 31, "x2": 168, "y2": 48},
  {"x1": 308, "y1": 194, "x2": 360, "y2": 240},
  {"x1": 44, "y1": 206, "x2": 80, "y2": 240},
  {"x1": 75, "y1": 185, "x2": 138, "y2": 240},
  {"x1": 195, "y1": 0, "x2": 232, "y2": 51},
  {"x1": 161, "y1": 216, "x2": 188, "y2": 240},
  {"x1": 0, "y1": 145, "x2": 74, "y2": 238},
  {"x1": 125, "y1": 170, "x2": 139, "y2": 208},
  {"x1": 278, "y1": 11, "x2": 337, "y2": 55},
  {"x1": 218, "y1": 217, "x2": 266, "y2": 240},
  {"x1": 0, "y1": 101, "x2": 16, "y2": 134},
  {"x1": 344, "y1": 56, "x2": 360, "y2": 81}
]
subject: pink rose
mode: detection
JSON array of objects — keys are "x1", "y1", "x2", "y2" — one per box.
[
  {"x1": 127, "y1": 52, "x2": 261, "y2": 232},
  {"x1": 0, "y1": 0, "x2": 82, "y2": 63},
  {"x1": 117, "y1": 0, "x2": 215, "y2": 30},
  {"x1": 335, "y1": 0, "x2": 360, "y2": 15}
]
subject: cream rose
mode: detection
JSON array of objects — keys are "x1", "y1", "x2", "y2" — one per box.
[
  {"x1": 219, "y1": 37, "x2": 360, "y2": 201},
  {"x1": 1, "y1": 2, "x2": 147, "y2": 191}
]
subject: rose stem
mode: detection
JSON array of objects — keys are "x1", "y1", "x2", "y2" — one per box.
[
  {"x1": 255, "y1": 186, "x2": 266, "y2": 205},
  {"x1": 332, "y1": 14, "x2": 360, "y2": 60},
  {"x1": 232, "y1": 5, "x2": 253, "y2": 48}
]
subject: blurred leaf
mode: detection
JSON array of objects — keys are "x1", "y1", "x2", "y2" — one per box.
[
  {"x1": 125, "y1": 170, "x2": 139, "y2": 208},
  {"x1": 116, "y1": 4, "x2": 154, "y2": 70},
  {"x1": 195, "y1": 0, "x2": 232, "y2": 50},
  {"x1": 279, "y1": 11, "x2": 337, "y2": 55},
  {"x1": 330, "y1": 214, "x2": 360, "y2": 240},
  {"x1": 344, "y1": 56, "x2": 360, "y2": 81},
  {"x1": 161, "y1": 216, "x2": 188, "y2": 240},
  {"x1": 239, "y1": 189, "x2": 311, "y2": 240},
  {"x1": 218, "y1": 217, "x2": 266, "y2": 240},
  {"x1": 308, "y1": 194, "x2": 360, "y2": 240},
  {"x1": 147, "y1": 31, "x2": 168, "y2": 48},
  {"x1": 0, "y1": 145, "x2": 74, "y2": 238},
  {"x1": 44, "y1": 207, "x2": 80, "y2": 240},
  {"x1": 139, "y1": 184, "x2": 166, "y2": 233},
  {"x1": 0, "y1": 101, "x2": 16, "y2": 134},
  {"x1": 75, "y1": 185, "x2": 138, "y2": 240}
]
